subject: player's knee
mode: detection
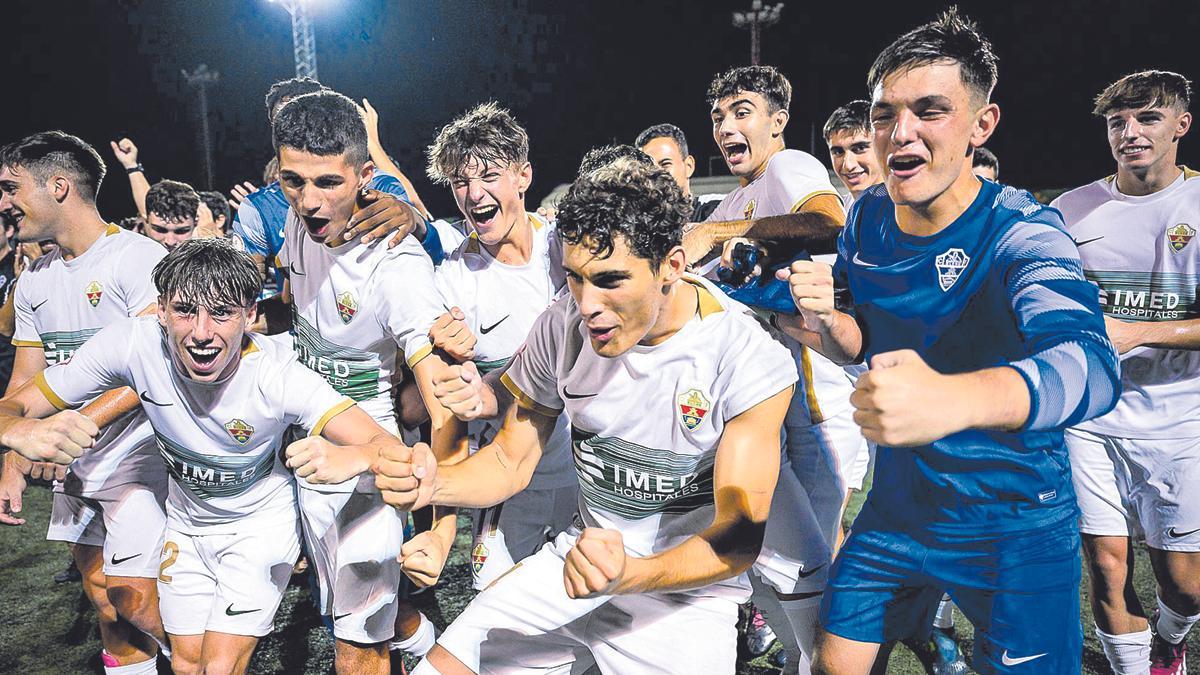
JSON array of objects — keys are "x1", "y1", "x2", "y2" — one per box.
[
  {"x1": 1158, "y1": 573, "x2": 1200, "y2": 611},
  {"x1": 1083, "y1": 538, "x2": 1131, "y2": 587},
  {"x1": 200, "y1": 656, "x2": 242, "y2": 675},
  {"x1": 171, "y1": 653, "x2": 203, "y2": 675},
  {"x1": 105, "y1": 579, "x2": 155, "y2": 622}
]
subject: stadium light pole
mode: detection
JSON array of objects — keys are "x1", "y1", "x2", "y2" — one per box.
[
  {"x1": 732, "y1": 0, "x2": 785, "y2": 66},
  {"x1": 182, "y1": 64, "x2": 220, "y2": 190},
  {"x1": 270, "y1": 0, "x2": 318, "y2": 80}
]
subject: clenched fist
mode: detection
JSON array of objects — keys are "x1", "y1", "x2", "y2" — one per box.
[
  {"x1": 285, "y1": 436, "x2": 370, "y2": 485},
  {"x1": 399, "y1": 530, "x2": 451, "y2": 588},
  {"x1": 850, "y1": 349, "x2": 964, "y2": 447},
  {"x1": 429, "y1": 308, "x2": 476, "y2": 362},
  {"x1": 776, "y1": 260, "x2": 837, "y2": 334},
  {"x1": 563, "y1": 528, "x2": 627, "y2": 599},
  {"x1": 432, "y1": 361, "x2": 485, "y2": 421},
  {"x1": 109, "y1": 138, "x2": 139, "y2": 169},
  {"x1": 373, "y1": 442, "x2": 436, "y2": 511},
  {"x1": 1, "y1": 410, "x2": 99, "y2": 465}
]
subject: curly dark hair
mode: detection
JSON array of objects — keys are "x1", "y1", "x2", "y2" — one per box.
[
  {"x1": 145, "y1": 179, "x2": 200, "y2": 224},
  {"x1": 972, "y1": 146, "x2": 999, "y2": 177},
  {"x1": 823, "y1": 100, "x2": 872, "y2": 142},
  {"x1": 1093, "y1": 70, "x2": 1191, "y2": 116},
  {"x1": 634, "y1": 123, "x2": 689, "y2": 159},
  {"x1": 576, "y1": 144, "x2": 654, "y2": 177},
  {"x1": 867, "y1": 7, "x2": 998, "y2": 103},
  {"x1": 427, "y1": 102, "x2": 529, "y2": 184},
  {"x1": 706, "y1": 66, "x2": 792, "y2": 112},
  {"x1": 0, "y1": 131, "x2": 107, "y2": 202},
  {"x1": 264, "y1": 76, "x2": 326, "y2": 120},
  {"x1": 557, "y1": 158, "x2": 690, "y2": 267},
  {"x1": 272, "y1": 91, "x2": 369, "y2": 167},
  {"x1": 117, "y1": 215, "x2": 144, "y2": 231},
  {"x1": 199, "y1": 191, "x2": 231, "y2": 225},
  {"x1": 153, "y1": 238, "x2": 261, "y2": 310}
]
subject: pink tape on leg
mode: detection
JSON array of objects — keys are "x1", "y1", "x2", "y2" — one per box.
[{"x1": 101, "y1": 650, "x2": 121, "y2": 668}]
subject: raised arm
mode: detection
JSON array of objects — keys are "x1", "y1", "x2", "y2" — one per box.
[
  {"x1": 110, "y1": 139, "x2": 150, "y2": 219},
  {"x1": 562, "y1": 385, "x2": 792, "y2": 598}
]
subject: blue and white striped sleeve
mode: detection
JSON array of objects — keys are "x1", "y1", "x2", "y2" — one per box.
[
  {"x1": 232, "y1": 199, "x2": 270, "y2": 257},
  {"x1": 998, "y1": 219, "x2": 1120, "y2": 431}
]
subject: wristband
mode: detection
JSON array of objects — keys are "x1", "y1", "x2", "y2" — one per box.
[{"x1": 125, "y1": 164, "x2": 144, "y2": 175}]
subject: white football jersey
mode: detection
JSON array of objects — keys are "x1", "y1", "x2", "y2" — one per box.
[
  {"x1": 1054, "y1": 167, "x2": 1200, "y2": 438},
  {"x1": 434, "y1": 214, "x2": 574, "y2": 489},
  {"x1": 707, "y1": 149, "x2": 851, "y2": 424},
  {"x1": 279, "y1": 210, "x2": 442, "y2": 423},
  {"x1": 502, "y1": 275, "x2": 798, "y2": 599},
  {"x1": 38, "y1": 316, "x2": 353, "y2": 534},
  {"x1": 12, "y1": 225, "x2": 166, "y2": 495}
]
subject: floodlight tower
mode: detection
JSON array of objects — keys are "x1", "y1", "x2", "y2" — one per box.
[
  {"x1": 271, "y1": 0, "x2": 318, "y2": 80},
  {"x1": 182, "y1": 64, "x2": 220, "y2": 189},
  {"x1": 732, "y1": 1, "x2": 785, "y2": 66}
]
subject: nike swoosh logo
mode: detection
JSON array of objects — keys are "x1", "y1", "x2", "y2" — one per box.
[
  {"x1": 851, "y1": 252, "x2": 878, "y2": 268},
  {"x1": 1072, "y1": 236, "x2": 1105, "y2": 247},
  {"x1": 31, "y1": 299, "x2": 48, "y2": 312},
  {"x1": 562, "y1": 387, "x2": 597, "y2": 400},
  {"x1": 480, "y1": 315, "x2": 509, "y2": 335},
  {"x1": 1000, "y1": 651, "x2": 1047, "y2": 666},
  {"x1": 288, "y1": 262, "x2": 305, "y2": 276},
  {"x1": 797, "y1": 563, "x2": 826, "y2": 579},
  {"x1": 1167, "y1": 526, "x2": 1200, "y2": 538},
  {"x1": 139, "y1": 391, "x2": 172, "y2": 407},
  {"x1": 333, "y1": 612, "x2": 352, "y2": 621},
  {"x1": 110, "y1": 553, "x2": 140, "y2": 566},
  {"x1": 225, "y1": 604, "x2": 261, "y2": 616}
]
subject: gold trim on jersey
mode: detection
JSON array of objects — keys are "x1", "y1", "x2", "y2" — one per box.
[
  {"x1": 406, "y1": 343, "x2": 433, "y2": 368},
  {"x1": 681, "y1": 279, "x2": 725, "y2": 319},
  {"x1": 789, "y1": 189, "x2": 841, "y2": 214},
  {"x1": 34, "y1": 372, "x2": 69, "y2": 411},
  {"x1": 798, "y1": 346, "x2": 824, "y2": 424},
  {"x1": 1184, "y1": 165, "x2": 1198, "y2": 180},
  {"x1": 465, "y1": 235, "x2": 481, "y2": 255},
  {"x1": 273, "y1": 255, "x2": 284, "y2": 270},
  {"x1": 309, "y1": 398, "x2": 355, "y2": 437},
  {"x1": 105, "y1": 223, "x2": 121, "y2": 236},
  {"x1": 241, "y1": 340, "x2": 259, "y2": 357},
  {"x1": 500, "y1": 372, "x2": 561, "y2": 417},
  {"x1": 11, "y1": 339, "x2": 42, "y2": 348}
]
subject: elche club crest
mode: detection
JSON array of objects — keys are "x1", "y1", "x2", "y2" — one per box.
[
  {"x1": 471, "y1": 542, "x2": 489, "y2": 575},
  {"x1": 85, "y1": 281, "x2": 103, "y2": 307},
  {"x1": 225, "y1": 419, "x2": 254, "y2": 445},
  {"x1": 677, "y1": 388, "x2": 710, "y2": 432},
  {"x1": 336, "y1": 291, "x2": 357, "y2": 324},
  {"x1": 934, "y1": 248, "x2": 970, "y2": 292},
  {"x1": 1168, "y1": 223, "x2": 1195, "y2": 253},
  {"x1": 742, "y1": 200, "x2": 757, "y2": 221}
]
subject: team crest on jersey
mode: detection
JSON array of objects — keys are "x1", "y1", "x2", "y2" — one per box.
[
  {"x1": 471, "y1": 542, "x2": 489, "y2": 575},
  {"x1": 224, "y1": 419, "x2": 254, "y2": 445},
  {"x1": 934, "y1": 248, "x2": 970, "y2": 292},
  {"x1": 336, "y1": 292, "x2": 357, "y2": 324},
  {"x1": 743, "y1": 200, "x2": 757, "y2": 220},
  {"x1": 677, "y1": 389, "x2": 710, "y2": 431},
  {"x1": 85, "y1": 281, "x2": 103, "y2": 307},
  {"x1": 1168, "y1": 223, "x2": 1195, "y2": 253}
]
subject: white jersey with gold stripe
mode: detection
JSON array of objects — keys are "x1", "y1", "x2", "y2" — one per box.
[
  {"x1": 707, "y1": 148, "x2": 851, "y2": 425},
  {"x1": 502, "y1": 275, "x2": 797, "y2": 600},
  {"x1": 1053, "y1": 167, "x2": 1200, "y2": 439},
  {"x1": 39, "y1": 317, "x2": 353, "y2": 534},
  {"x1": 434, "y1": 213, "x2": 574, "y2": 489},
  {"x1": 279, "y1": 209, "x2": 441, "y2": 427},
  {"x1": 12, "y1": 225, "x2": 166, "y2": 495}
]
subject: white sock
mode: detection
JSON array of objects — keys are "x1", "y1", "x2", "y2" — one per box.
[
  {"x1": 102, "y1": 652, "x2": 158, "y2": 675},
  {"x1": 1095, "y1": 625, "x2": 1151, "y2": 675},
  {"x1": 1155, "y1": 595, "x2": 1200, "y2": 645},
  {"x1": 932, "y1": 594, "x2": 955, "y2": 630},
  {"x1": 390, "y1": 613, "x2": 437, "y2": 657}
]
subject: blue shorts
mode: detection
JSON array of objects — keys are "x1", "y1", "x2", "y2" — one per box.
[{"x1": 821, "y1": 510, "x2": 1081, "y2": 674}]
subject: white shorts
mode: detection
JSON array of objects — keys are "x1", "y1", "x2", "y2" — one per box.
[
  {"x1": 753, "y1": 454, "x2": 831, "y2": 595},
  {"x1": 46, "y1": 482, "x2": 167, "y2": 578},
  {"x1": 1067, "y1": 428, "x2": 1200, "y2": 551},
  {"x1": 157, "y1": 520, "x2": 300, "y2": 637},
  {"x1": 427, "y1": 531, "x2": 739, "y2": 675},
  {"x1": 787, "y1": 411, "x2": 869, "y2": 551},
  {"x1": 298, "y1": 485, "x2": 404, "y2": 643},
  {"x1": 470, "y1": 483, "x2": 578, "y2": 590}
]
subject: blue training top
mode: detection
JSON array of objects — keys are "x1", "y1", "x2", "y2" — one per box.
[{"x1": 836, "y1": 180, "x2": 1120, "y2": 536}]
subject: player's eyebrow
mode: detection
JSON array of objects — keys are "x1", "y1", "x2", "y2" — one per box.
[{"x1": 913, "y1": 94, "x2": 955, "y2": 110}]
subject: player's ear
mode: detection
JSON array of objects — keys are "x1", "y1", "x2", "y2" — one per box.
[
  {"x1": 50, "y1": 175, "x2": 70, "y2": 203},
  {"x1": 971, "y1": 103, "x2": 1001, "y2": 149},
  {"x1": 660, "y1": 245, "x2": 687, "y2": 284},
  {"x1": 515, "y1": 162, "x2": 533, "y2": 199},
  {"x1": 684, "y1": 155, "x2": 695, "y2": 180},
  {"x1": 358, "y1": 160, "x2": 375, "y2": 190},
  {"x1": 156, "y1": 297, "x2": 169, "y2": 328},
  {"x1": 1174, "y1": 111, "x2": 1192, "y2": 140},
  {"x1": 771, "y1": 109, "x2": 790, "y2": 137}
]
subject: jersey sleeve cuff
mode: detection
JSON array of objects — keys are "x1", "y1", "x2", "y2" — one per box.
[
  {"x1": 789, "y1": 189, "x2": 841, "y2": 214},
  {"x1": 309, "y1": 398, "x2": 356, "y2": 437},
  {"x1": 34, "y1": 372, "x2": 69, "y2": 411},
  {"x1": 11, "y1": 339, "x2": 42, "y2": 348},
  {"x1": 500, "y1": 373, "x2": 562, "y2": 418},
  {"x1": 406, "y1": 343, "x2": 433, "y2": 369}
]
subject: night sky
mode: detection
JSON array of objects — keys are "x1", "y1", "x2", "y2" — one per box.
[{"x1": 7, "y1": 0, "x2": 1196, "y2": 220}]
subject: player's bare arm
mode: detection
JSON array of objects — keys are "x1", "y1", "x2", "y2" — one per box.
[
  {"x1": 428, "y1": 307, "x2": 477, "y2": 363},
  {"x1": 341, "y1": 189, "x2": 428, "y2": 247},
  {"x1": 110, "y1": 138, "x2": 150, "y2": 219},
  {"x1": 286, "y1": 403, "x2": 420, "y2": 485},
  {"x1": 683, "y1": 193, "x2": 844, "y2": 263},
  {"x1": 0, "y1": 375, "x2": 100, "y2": 465},
  {"x1": 563, "y1": 385, "x2": 791, "y2": 599},
  {"x1": 776, "y1": 260, "x2": 863, "y2": 364},
  {"x1": 359, "y1": 97, "x2": 433, "y2": 220},
  {"x1": 1104, "y1": 315, "x2": 1200, "y2": 354}
]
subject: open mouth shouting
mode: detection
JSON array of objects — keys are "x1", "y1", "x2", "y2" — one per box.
[
  {"x1": 469, "y1": 203, "x2": 501, "y2": 229},
  {"x1": 723, "y1": 141, "x2": 750, "y2": 168},
  {"x1": 302, "y1": 215, "x2": 332, "y2": 239},
  {"x1": 185, "y1": 343, "x2": 223, "y2": 373},
  {"x1": 887, "y1": 153, "x2": 927, "y2": 178}
]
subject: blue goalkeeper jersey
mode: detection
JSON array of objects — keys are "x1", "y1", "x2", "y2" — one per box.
[{"x1": 836, "y1": 180, "x2": 1120, "y2": 536}]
